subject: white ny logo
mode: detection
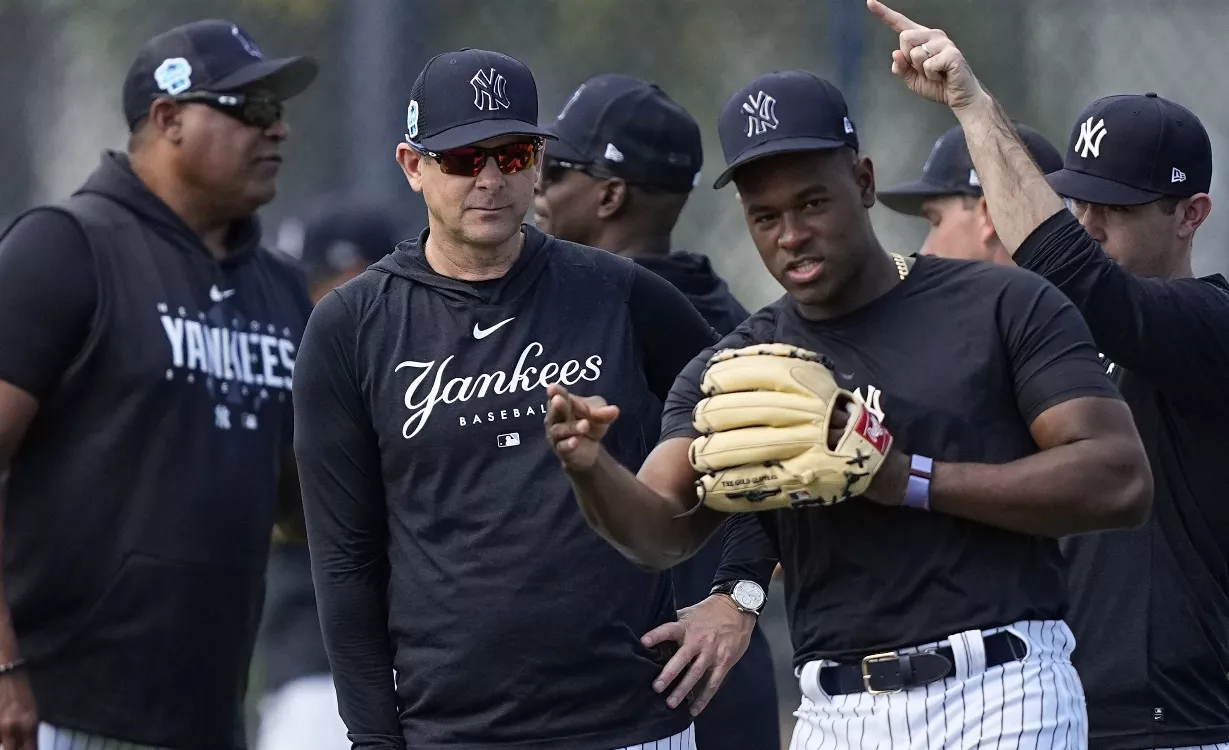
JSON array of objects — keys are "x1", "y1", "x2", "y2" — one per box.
[
  {"x1": 853, "y1": 384, "x2": 885, "y2": 423},
  {"x1": 742, "y1": 91, "x2": 778, "y2": 137},
  {"x1": 471, "y1": 68, "x2": 510, "y2": 111},
  {"x1": 1075, "y1": 117, "x2": 1108, "y2": 159}
]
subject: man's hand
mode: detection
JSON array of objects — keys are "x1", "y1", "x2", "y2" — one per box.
[
  {"x1": 544, "y1": 383, "x2": 620, "y2": 473},
  {"x1": 867, "y1": 0, "x2": 990, "y2": 113},
  {"x1": 0, "y1": 670, "x2": 39, "y2": 750},
  {"x1": 640, "y1": 595, "x2": 757, "y2": 716}
]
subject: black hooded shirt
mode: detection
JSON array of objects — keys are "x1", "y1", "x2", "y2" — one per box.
[
  {"x1": 634, "y1": 252, "x2": 749, "y2": 340},
  {"x1": 293, "y1": 226, "x2": 719, "y2": 750},
  {"x1": 0, "y1": 151, "x2": 311, "y2": 749}
]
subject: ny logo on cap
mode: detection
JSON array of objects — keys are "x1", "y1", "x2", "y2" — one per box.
[
  {"x1": 231, "y1": 26, "x2": 262, "y2": 58},
  {"x1": 743, "y1": 91, "x2": 778, "y2": 137},
  {"x1": 471, "y1": 68, "x2": 510, "y2": 112},
  {"x1": 1075, "y1": 117, "x2": 1108, "y2": 159}
]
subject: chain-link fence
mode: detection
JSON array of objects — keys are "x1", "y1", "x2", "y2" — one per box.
[{"x1": 2, "y1": 1, "x2": 1225, "y2": 746}]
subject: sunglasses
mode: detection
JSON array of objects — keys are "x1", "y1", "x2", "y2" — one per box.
[
  {"x1": 541, "y1": 157, "x2": 600, "y2": 185},
  {"x1": 171, "y1": 91, "x2": 284, "y2": 129},
  {"x1": 409, "y1": 138, "x2": 542, "y2": 177}
]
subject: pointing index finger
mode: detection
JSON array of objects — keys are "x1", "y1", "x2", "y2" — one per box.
[{"x1": 866, "y1": 0, "x2": 923, "y2": 33}]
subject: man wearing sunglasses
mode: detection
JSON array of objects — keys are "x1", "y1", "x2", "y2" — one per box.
[
  {"x1": 0, "y1": 19, "x2": 315, "y2": 750},
  {"x1": 294, "y1": 48, "x2": 719, "y2": 750},
  {"x1": 534, "y1": 73, "x2": 777, "y2": 750}
]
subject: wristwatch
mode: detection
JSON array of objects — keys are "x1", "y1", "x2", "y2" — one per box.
[{"x1": 710, "y1": 580, "x2": 766, "y2": 616}]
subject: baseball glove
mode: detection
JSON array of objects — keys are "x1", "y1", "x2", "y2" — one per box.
[{"x1": 686, "y1": 343, "x2": 894, "y2": 513}]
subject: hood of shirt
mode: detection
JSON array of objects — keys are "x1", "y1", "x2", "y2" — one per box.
[
  {"x1": 75, "y1": 150, "x2": 264, "y2": 269},
  {"x1": 372, "y1": 224, "x2": 553, "y2": 306},
  {"x1": 634, "y1": 251, "x2": 749, "y2": 335}
]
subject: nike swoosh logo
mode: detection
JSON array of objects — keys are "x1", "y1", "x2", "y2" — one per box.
[
  {"x1": 209, "y1": 284, "x2": 236, "y2": 303},
  {"x1": 473, "y1": 317, "x2": 515, "y2": 339}
]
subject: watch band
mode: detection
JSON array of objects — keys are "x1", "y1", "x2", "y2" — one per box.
[{"x1": 903, "y1": 454, "x2": 933, "y2": 511}]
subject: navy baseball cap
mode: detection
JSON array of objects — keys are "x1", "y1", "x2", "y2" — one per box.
[
  {"x1": 1047, "y1": 92, "x2": 1213, "y2": 206},
  {"x1": 122, "y1": 20, "x2": 318, "y2": 130},
  {"x1": 713, "y1": 70, "x2": 858, "y2": 189},
  {"x1": 545, "y1": 74, "x2": 703, "y2": 193},
  {"x1": 880, "y1": 123, "x2": 1063, "y2": 216},
  {"x1": 406, "y1": 48, "x2": 556, "y2": 152}
]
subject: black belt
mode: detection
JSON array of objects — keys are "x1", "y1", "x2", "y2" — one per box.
[{"x1": 819, "y1": 631, "x2": 1027, "y2": 696}]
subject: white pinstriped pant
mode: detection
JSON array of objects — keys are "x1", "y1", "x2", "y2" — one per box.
[
  {"x1": 617, "y1": 724, "x2": 696, "y2": 750},
  {"x1": 39, "y1": 718, "x2": 695, "y2": 750},
  {"x1": 790, "y1": 620, "x2": 1086, "y2": 750}
]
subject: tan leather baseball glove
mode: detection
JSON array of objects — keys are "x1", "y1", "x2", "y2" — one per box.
[{"x1": 688, "y1": 343, "x2": 894, "y2": 512}]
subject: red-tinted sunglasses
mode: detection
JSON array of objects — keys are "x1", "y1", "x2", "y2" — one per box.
[{"x1": 410, "y1": 138, "x2": 542, "y2": 177}]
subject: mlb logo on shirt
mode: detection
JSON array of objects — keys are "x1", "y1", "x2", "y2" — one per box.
[{"x1": 496, "y1": 432, "x2": 521, "y2": 448}]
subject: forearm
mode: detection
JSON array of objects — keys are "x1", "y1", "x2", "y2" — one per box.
[
  {"x1": 569, "y1": 448, "x2": 722, "y2": 570},
  {"x1": 315, "y1": 561, "x2": 404, "y2": 747},
  {"x1": 955, "y1": 95, "x2": 1066, "y2": 253},
  {"x1": 711, "y1": 515, "x2": 778, "y2": 592},
  {"x1": 907, "y1": 438, "x2": 1151, "y2": 537},
  {"x1": 0, "y1": 467, "x2": 21, "y2": 664}
]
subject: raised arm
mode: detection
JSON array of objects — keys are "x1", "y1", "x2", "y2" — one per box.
[
  {"x1": 867, "y1": 0, "x2": 1229, "y2": 399},
  {"x1": 293, "y1": 292, "x2": 403, "y2": 750}
]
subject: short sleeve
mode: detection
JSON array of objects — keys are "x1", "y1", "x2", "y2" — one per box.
[
  {"x1": 998, "y1": 271, "x2": 1122, "y2": 423},
  {"x1": 0, "y1": 210, "x2": 98, "y2": 398},
  {"x1": 658, "y1": 327, "x2": 757, "y2": 444}
]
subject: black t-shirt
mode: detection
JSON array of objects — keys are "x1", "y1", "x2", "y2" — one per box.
[
  {"x1": 1016, "y1": 210, "x2": 1229, "y2": 750},
  {"x1": 660, "y1": 254, "x2": 1121, "y2": 665},
  {"x1": 294, "y1": 227, "x2": 718, "y2": 750}
]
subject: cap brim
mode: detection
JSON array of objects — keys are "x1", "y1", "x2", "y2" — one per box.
[
  {"x1": 541, "y1": 128, "x2": 588, "y2": 162},
  {"x1": 211, "y1": 56, "x2": 319, "y2": 101},
  {"x1": 713, "y1": 136, "x2": 850, "y2": 189},
  {"x1": 1045, "y1": 169, "x2": 1162, "y2": 206},
  {"x1": 419, "y1": 120, "x2": 557, "y2": 152},
  {"x1": 878, "y1": 178, "x2": 979, "y2": 216}
]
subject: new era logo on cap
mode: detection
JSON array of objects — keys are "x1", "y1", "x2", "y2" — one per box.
[
  {"x1": 714, "y1": 70, "x2": 858, "y2": 189},
  {"x1": 406, "y1": 48, "x2": 553, "y2": 152},
  {"x1": 1048, "y1": 92, "x2": 1212, "y2": 206}
]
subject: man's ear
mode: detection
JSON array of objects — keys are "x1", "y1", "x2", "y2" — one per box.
[
  {"x1": 855, "y1": 156, "x2": 877, "y2": 209},
  {"x1": 396, "y1": 143, "x2": 426, "y2": 194},
  {"x1": 147, "y1": 99, "x2": 184, "y2": 145},
  {"x1": 596, "y1": 179, "x2": 629, "y2": 220},
  {"x1": 977, "y1": 196, "x2": 998, "y2": 245},
  {"x1": 1178, "y1": 193, "x2": 1213, "y2": 242}
]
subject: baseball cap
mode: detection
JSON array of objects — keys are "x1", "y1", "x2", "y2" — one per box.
[
  {"x1": 1047, "y1": 92, "x2": 1212, "y2": 206},
  {"x1": 879, "y1": 124, "x2": 1063, "y2": 216},
  {"x1": 122, "y1": 19, "x2": 318, "y2": 130},
  {"x1": 405, "y1": 48, "x2": 556, "y2": 152},
  {"x1": 278, "y1": 195, "x2": 398, "y2": 284},
  {"x1": 713, "y1": 70, "x2": 858, "y2": 189},
  {"x1": 545, "y1": 74, "x2": 703, "y2": 193}
]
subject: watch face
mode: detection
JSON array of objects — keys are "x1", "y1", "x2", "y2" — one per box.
[{"x1": 732, "y1": 580, "x2": 765, "y2": 611}]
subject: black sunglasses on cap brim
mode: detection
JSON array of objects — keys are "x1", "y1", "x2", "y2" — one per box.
[{"x1": 169, "y1": 90, "x2": 284, "y2": 129}]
